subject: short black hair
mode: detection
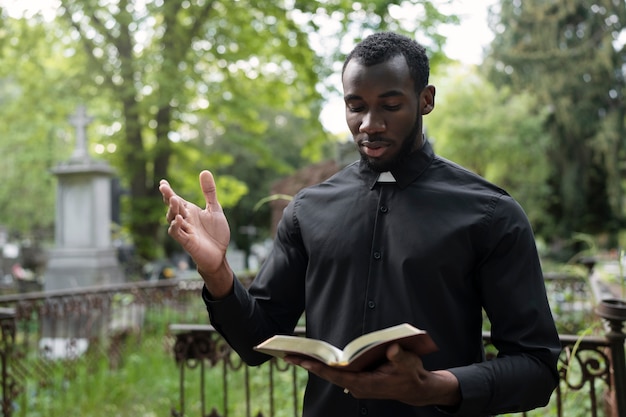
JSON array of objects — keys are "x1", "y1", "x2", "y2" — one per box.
[{"x1": 342, "y1": 32, "x2": 430, "y2": 93}]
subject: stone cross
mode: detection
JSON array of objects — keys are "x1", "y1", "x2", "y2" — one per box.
[{"x1": 68, "y1": 105, "x2": 93, "y2": 160}]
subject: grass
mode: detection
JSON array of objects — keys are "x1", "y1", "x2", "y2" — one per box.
[
  {"x1": 8, "y1": 276, "x2": 612, "y2": 417},
  {"x1": 18, "y1": 322, "x2": 608, "y2": 417},
  {"x1": 12, "y1": 306, "x2": 307, "y2": 417},
  {"x1": 16, "y1": 332, "x2": 185, "y2": 417}
]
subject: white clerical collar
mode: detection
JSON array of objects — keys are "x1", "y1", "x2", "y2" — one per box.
[{"x1": 377, "y1": 171, "x2": 396, "y2": 183}]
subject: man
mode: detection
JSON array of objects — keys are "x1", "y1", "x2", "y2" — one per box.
[{"x1": 160, "y1": 32, "x2": 561, "y2": 416}]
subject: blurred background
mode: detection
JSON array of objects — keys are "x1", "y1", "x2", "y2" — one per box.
[{"x1": 0, "y1": 1, "x2": 626, "y2": 415}]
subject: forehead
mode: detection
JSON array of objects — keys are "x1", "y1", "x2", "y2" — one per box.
[{"x1": 342, "y1": 54, "x2": 414, "y2": 97}]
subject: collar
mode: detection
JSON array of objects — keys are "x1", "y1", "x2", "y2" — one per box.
[
  {"x1": 377, "y1": 171, "x2": 396, "y2": 182},
  {"x1": 360, "y1": 140, "x2": 435, "y2": 190}
]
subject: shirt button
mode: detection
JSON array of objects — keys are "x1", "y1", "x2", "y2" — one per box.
[
  {"x1": 373, "y1": 252, "x2": 381, "y2": 260},
  {"x1": 360, "y1": 407, "x2": 368, "y2": 415},
  {"x1": 380, "y1": 205, "x2": 388, "y2": 213},
  {"x1": 367, "y1": 300, "x2": 376, "y2": 309}
]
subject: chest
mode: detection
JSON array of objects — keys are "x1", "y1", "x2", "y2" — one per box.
[{"x1": 295, "y1": 183, "x2": 483, "y2": 265}]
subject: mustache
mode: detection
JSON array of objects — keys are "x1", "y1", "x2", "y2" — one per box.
[{"x1": 356, "y1": 136, "x2": 391, "y2": 145}]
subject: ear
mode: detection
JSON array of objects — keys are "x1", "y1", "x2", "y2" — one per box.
[{"x1": 421, "y1": 85, "x2": 436, "y2": 115}]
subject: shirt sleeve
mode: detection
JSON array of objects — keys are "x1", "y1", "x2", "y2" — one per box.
[
  {"x1": 447, "y1": 195, "x2": 561, "y2": 416},
  {"x1": 203, "y1": 199, "x2": 307, "y2": 366}
]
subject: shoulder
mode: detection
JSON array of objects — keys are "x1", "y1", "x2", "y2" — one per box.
[
  {"x1": 293, "y1": 161, "x2": 361, "y2": 199},
  {"x1": 432, "y1": 155, "x2": 507, "y2": 194},
  {"x1": 428, "y1": 155, "x2": 532, "y2": 228},
  {"x1": 279, "y1": 162, "x2": 360, "y2": 222}
]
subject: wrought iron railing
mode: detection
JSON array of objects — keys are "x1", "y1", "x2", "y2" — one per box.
[
  {"x1": 0, "y1": 308, "x2": 17, "y2": 417},
  {"x1": 0, "y1": 273, "x2": 623, "y2": 417},
  {"x1": 167, "y1": 268, "x2": 626, "y2": 417},
  {"x1": 169, "y1": 319, "x2": 626, "y2": 417},
  {"x1": 0, "y1": 278, "x2": 206, "y2": 417},
  {"x1": 170, "y1": 324, "x2": 307, "y2": 417}
]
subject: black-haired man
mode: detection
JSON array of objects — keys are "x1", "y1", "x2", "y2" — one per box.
[{"x1": 160, "y1": 32, "x2": 560, "y2": 416}]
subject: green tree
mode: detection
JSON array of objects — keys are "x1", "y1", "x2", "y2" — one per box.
[
  {"x1": 1, "y1": 1, "x2": 458, "y2": 262},
  {"x1": 57, "y1": 0, "x2": 458, "y2": 261},
  {"x1": 427, "y1": 65, "x2": 551, "y2": 230},
  {"x1": 484, "y1": 0, "x2": 626, "y2": 243},
  {"x1": 59, "y1": 0, "x2": 322, "y2": 260},
  {"x1": 208, "y1": 110, "x2": 320, "y2": 258},
  {"x1": 0, "y1": 13, "x2": 89, "y2": 241}
]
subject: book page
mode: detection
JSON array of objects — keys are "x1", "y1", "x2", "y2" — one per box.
[
  {"x1": 254, "y1": 324, "x2": 436, "y2": 371},
  {"x1": 342, "y1": 323, "x2": 424, "y2": 360},
  {"x1": 255, "y1": 335, "x2": 343, "y2": 365}
]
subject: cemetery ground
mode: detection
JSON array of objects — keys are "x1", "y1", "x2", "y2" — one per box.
[
  {"x1": 0, "y1": 247, "x2": 624, "y2": 417},
  {"x1": 16, "y1": 315, "x2": 306, "y2": 417}
]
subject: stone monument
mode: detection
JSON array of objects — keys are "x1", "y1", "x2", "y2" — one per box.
[{"x1": 43, "y1": 105, "x2": 124, "y2": 291}]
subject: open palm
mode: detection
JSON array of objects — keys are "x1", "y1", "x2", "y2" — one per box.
[{"x1": 159, "y1": 170, "x2": 231, "y2": 277}]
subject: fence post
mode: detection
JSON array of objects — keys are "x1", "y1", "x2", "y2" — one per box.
[
  {"x1": 596, "y1": 299, "x2": 626, "y2": 417},
  {"x1": 0, "y1": 307, "x2": 16, "y2": 417},
  {"x1": 170, "y1": 324, "x2": 231, "y2": 417}
]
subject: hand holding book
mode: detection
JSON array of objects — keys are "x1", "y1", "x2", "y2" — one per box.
[{"x1": 254, "y1": 323, "x2": 437, "y2": 372}]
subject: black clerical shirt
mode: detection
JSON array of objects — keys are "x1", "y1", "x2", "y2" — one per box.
[{"x1": 205, "y1": 140, "x2": 561, "y2": 417}]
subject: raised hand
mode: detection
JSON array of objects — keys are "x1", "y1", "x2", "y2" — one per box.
[{"x1": 159, "y1": 170, "x2": 234, "y2": 298}]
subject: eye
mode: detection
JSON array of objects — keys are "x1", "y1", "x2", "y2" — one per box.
[
  {"x1": 383, "y1": 104, "x2": 401, "y2": 111},
  {"x1": 345, "y1": 101, "x2": 364, "y2": 113}
]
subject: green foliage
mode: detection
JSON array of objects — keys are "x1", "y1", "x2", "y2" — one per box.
[
  {"x1": 427, "y1": 65, "x2": 552, "y2": 231},
  {"x1": 0, "y1": 16, "x2": 87, "y2": 240},
  {"x1": 19, "y1": 296, "x2": 608, "y2": 417},
  {"x1": 15, "y1": 304, "x2": 307, "y2": 417},
  {"x1": 12, "y1": 301, "x2": 195, "y2": 417},
  {"x1": 19, "y1": 334, "x2": 181, "y2": 417},
  {"x1": 0, "y1": 0, "x2": 460, "y2": 261},
  {"x1": 485, "y1": 0, "x2": 626, "y2": 241}
]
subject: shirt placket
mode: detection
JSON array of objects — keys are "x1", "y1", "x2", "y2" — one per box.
[{"x1": 362, "y1": 183, "x2": 392, "y2": 332}]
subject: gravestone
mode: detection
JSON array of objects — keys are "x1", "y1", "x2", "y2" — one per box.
[
  {"x1": 43, "y1": 105, "x2": 124, "y2": 291},
  {"x1": 41, "y1": 105, "x2": 124, "y2": 347}
]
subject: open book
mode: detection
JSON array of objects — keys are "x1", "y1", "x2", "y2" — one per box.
[{"x1": 254, "y1": 323, "x2": 437, "y2": 371}]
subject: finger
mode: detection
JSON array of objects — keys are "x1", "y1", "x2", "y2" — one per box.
[
  {"x1": 386, "y1": 343, "x2": 424, "y2": 372},
  {"x1": 172, "y1": 196, "x2": 189, "y2": 218},
  {"x1": 159, "y1": 179, "x2": 176, "y2": 203},
  {"x1": 386, "y1": 343, "x2": 418, "y2": 367},
  {"x1": 386, "y1": 343, "x2": 402, "y2": 362},
  {"x1": 168, "y1": 214, "x2": 189, "y2": 241},
  {"x1": 164, "y1": 196, "x2": 183, "y2": 224},
  {"x1": 292, "y1": 359, "x2": 357, "y2": 392},
  {"x1": 199, "y1": 170, "x2": 222, "y2": 212},
  {"x1": 168, "y1": 213, "x2": 181, "y2": 230}
]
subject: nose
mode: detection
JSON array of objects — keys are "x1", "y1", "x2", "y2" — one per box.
[{"x1": 359, "y1": 110, "x2": 386, "y2": 134}]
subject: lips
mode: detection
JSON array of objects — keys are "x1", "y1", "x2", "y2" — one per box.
[
  {"x1": 359, "y1": 137, "x2": 391, "y2": 147},
  {"x1": 361, "y1": 141, "x2": 386, "y2": 149},
  {"x1": 359, "y1": 140, "x2": 391, "y2": 158}
]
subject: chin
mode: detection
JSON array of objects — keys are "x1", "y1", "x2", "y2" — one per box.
[{"x1": 361, "y1": 155, "x2": 395, "y2": 173}]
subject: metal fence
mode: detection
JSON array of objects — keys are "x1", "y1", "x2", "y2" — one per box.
[
  {"x1": 0, "y1": 278, "x2": 207, "y2": 417},
  {"x1": 170, "y1": 323, "x2": 625, "y2": 417},
  {"x1": 0, "y1": 274, "x2": 624, "y2": 417},
  {"x1": 169, "y1": 272, "x2": 626, "y2": 417}
]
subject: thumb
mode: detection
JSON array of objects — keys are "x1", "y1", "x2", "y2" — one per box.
[
  {"x1": 199, "y1": 170, "x2": 222, "y2": 212},
  {"x1": 386, "y1": 343, "x2": 404, "y2": 363},
  {"x1": 387, "y1": 343, "x2": 421, "y2": 368}
]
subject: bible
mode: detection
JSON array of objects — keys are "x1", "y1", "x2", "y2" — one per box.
[{"x1": 253, "y1": 323, "x2": 437, "y2": 371}]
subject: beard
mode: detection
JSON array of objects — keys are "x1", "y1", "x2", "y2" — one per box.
[{"x1": 358, "y1": 118, "x2": 421, "y2": 173}]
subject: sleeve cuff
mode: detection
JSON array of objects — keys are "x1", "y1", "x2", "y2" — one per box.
[{"x1": 443, "y1": 365, "x2": 491, "y2": 416}]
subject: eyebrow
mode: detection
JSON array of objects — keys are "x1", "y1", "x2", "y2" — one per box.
[{"x1": 344, "y1": 90, "x2": 405, "y2": 101}]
